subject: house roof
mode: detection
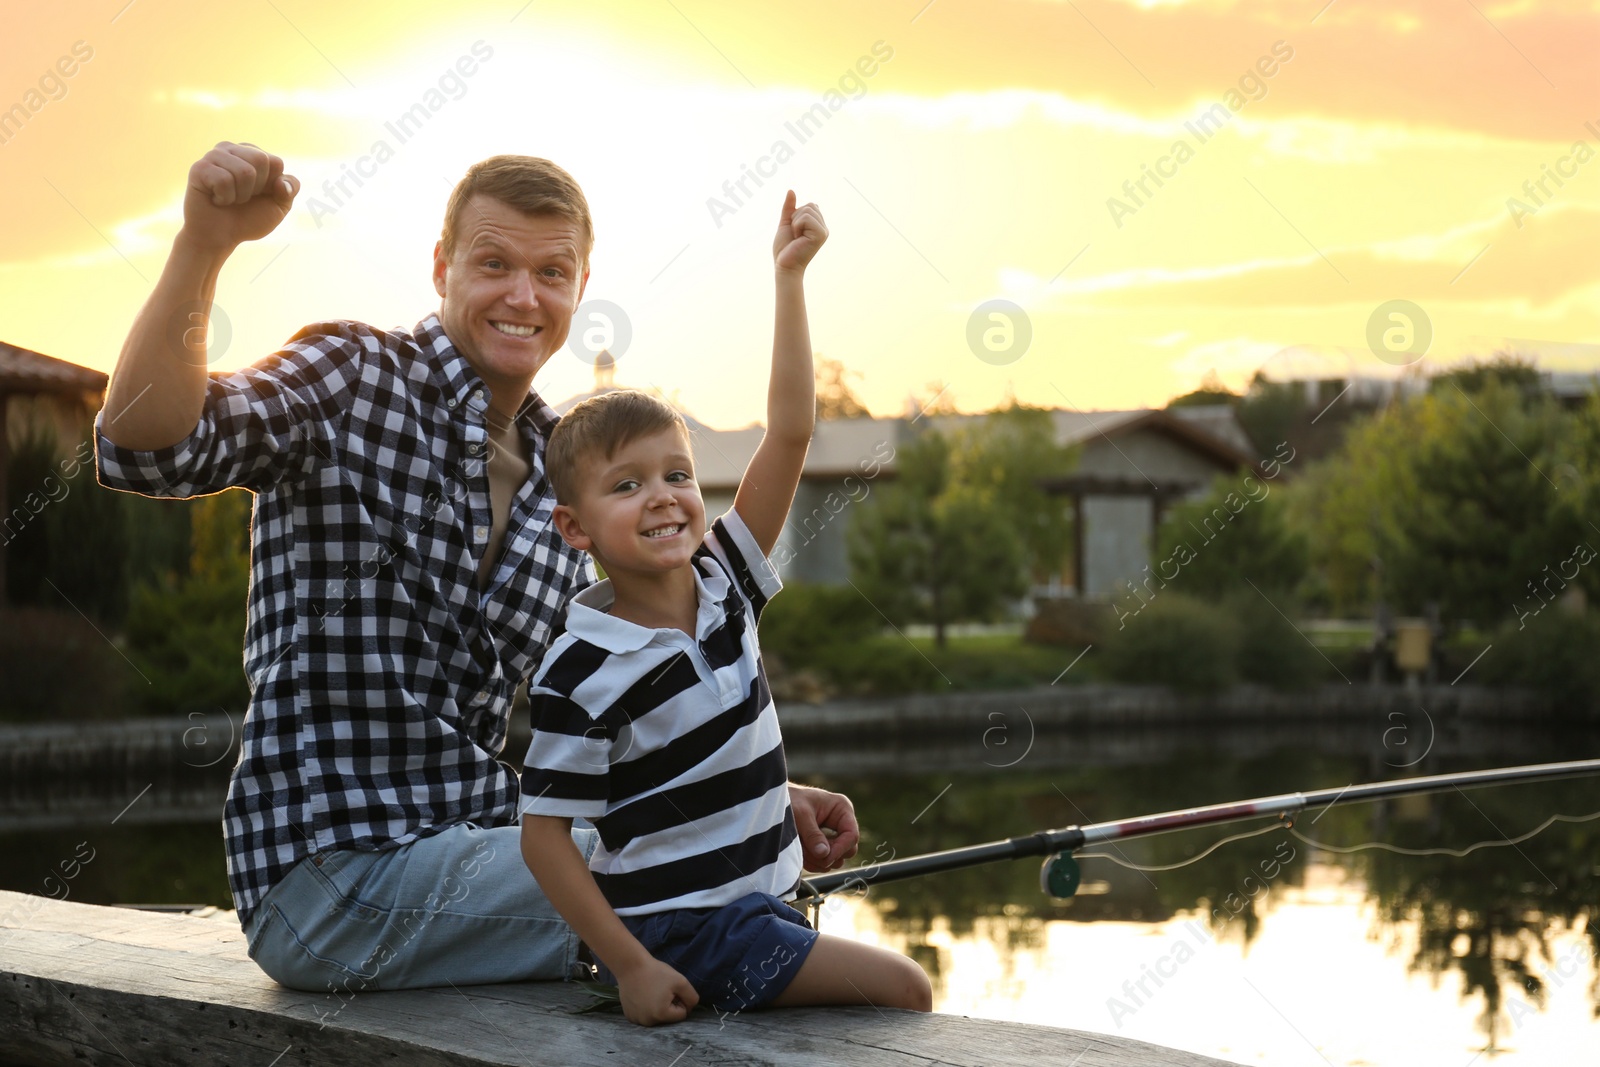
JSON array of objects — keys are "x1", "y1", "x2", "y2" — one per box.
[
  {"x1": 1089, "y1": 408, "x2": 1260, "y2": 471},
  {"x1": 0, "y1": 342, "x2": 108, "y2": 395},
  {"x1": 1166, "y1": 404, "x2": 1258, "y2": 455},
  {"x1": 687, "y1": 415, "x2": 904, "y2": 489},
  {"x1": 923, "y1": 407, "x2": 1259, "y2": 471},
  {"x1": 549, "y1": 377, "x2": 1260, "y2": 491}
]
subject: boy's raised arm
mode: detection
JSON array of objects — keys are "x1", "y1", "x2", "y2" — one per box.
[
  {"x1": 102, "y1": 142, "x2": 299, "y2": 450},
  {"x1": 733, "y1": 190, "x2": 828, "y2": 557}
]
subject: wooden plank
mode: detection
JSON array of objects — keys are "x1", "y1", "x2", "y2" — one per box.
[{"x1": 0, "y1": 890, "x2": 1242, "y2": 1067}]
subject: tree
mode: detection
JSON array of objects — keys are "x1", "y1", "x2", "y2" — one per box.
[
  {"x1": 1287, "y1": 375, "x2": 1595, "y2": 624},
  {"x1": 946, "y1": 402, "x2": 1077, "y2": 583},
  {"x1": 1168, "y1": 370, "x2": 1238, "y2": 409},
  {"x1": 1155, "y1": 472, "x2": 1308, "y2": 600},
  {"x1": 847, "y1": 429, "x2": 1027, "y2": 647},
  {"x1": 1564, "y1": 391, "x2": 1600, "y2": 536},
  {"x1": 1236, "y1": 373, "x2": 1304, "y2": 457},
  {"x1": 815, "y1": 356, "x2": 871, "y2": 420},
  {"x1": 1233, "y1": 371, "x2": 1382, "y2": 463},
  {"x1": 1430, "y1": 353, "x2": 1541, "y2": 398},
  {"x1": 906, "y1": 382, "x2": 958, "y2": 419}
]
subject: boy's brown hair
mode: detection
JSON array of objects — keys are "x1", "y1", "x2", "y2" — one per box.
[
  {"x1": 440, "y1": 155, "x2": 595, "y2": 268},
  {"x1": 547, "y1": 391, "x2": 689, "y2": 504}
]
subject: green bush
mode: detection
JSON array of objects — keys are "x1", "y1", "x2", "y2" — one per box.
[
  {"x1": 825, "y1": 634, "x2": 1071, "y2": 695},
  {"x1": 810, "y1": 637, "x2": 934, "y2": 696},
  {"x1": 123, "y1": 490, "x2": 251, "y2": 715},
  {"x1": 123, "y1": 569, "x2": 250, "y2": 715},
  {"x1": 1225, "y1": 593, "x2": 1322, "y2": 689},
  {"x1": 764, "y1": 584, "x2": 1077, "y2": 696},
  {"x1": 0, "y1": 608, "x2": 130, "y2": 721},
  {"x1": 1099, "y1": 594, "x2": 1239, "y2": 694},
  {"x1": 1477, "y1": 609, "x2": 1600, "y2": 713},
  {"x1": 933, "y1": 636, "x2": 1072, "y2": 690},
  {"x1": 4, "y1": 418, "x2": 190, "y2": 625},
  {"x1": 3, "y1": 424, "x2": 60, "y2": 605},
  {"x1": 759, "y1": 583, "x2": 881, "y2": 668}
]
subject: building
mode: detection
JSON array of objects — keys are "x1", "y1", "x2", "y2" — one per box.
[
  {"x1": 0, "y1": 341, "x2": 109, "y2": 605},
  {"x1": 558, "y1": 370, "x2": 1263, "y2": 598},
  {"x1": 1028, "y1": 407, "x2": 1261, "y2": 597}
]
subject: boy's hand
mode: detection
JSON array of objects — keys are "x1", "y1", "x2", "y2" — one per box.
[
  {"x1": 181, "y1": 142, "x2": 299, "y2": 253},
  {"x1": 773, "y1": 190, "x2": 827, "y2": 275},
  {"x1": 790, "y1": 784, "x2": 860, "y2": 871},
  {"x1": 617, "y1": 956, "x2": 700, "y2": 1026}
]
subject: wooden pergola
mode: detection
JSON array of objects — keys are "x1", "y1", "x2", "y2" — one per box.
[
  {"x1": 0, "y1": 341, "x2": 108, "y2": 607},
  {"x1": 1034, "y1": 409, "x2": 1269, "y2": 597},
  {"x1": 1038, "y1": 473, "x2": 1198, "y2": 595}
]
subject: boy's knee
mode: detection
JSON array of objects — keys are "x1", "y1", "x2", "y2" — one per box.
[{"x1": 896, "y1": 958, "x2": 932, "y2": 1012}]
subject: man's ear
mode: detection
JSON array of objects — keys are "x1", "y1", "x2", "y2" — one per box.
[
  {"x1": 432, "y1": 241, "x2": 448, "y2": 298},
  {"x1": 552, "y1": 504, "x2": 592, "y2": 552}
]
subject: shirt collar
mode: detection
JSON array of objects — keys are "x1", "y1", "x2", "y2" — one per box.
[
  {"x1": 416, "y1": 313, "x2": 561, "y2": 437},
  {"x1": 563, "y1": 556, "x2": 732, "y2": 655}
]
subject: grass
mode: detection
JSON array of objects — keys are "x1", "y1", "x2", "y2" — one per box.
[{"x1": 803, "y1": 632, "x2": 1092, "y2": 695}]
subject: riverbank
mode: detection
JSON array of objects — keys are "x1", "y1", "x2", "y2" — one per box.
[{"x1": 0, "y1": 683, "x2": 1572, "y2": 826}]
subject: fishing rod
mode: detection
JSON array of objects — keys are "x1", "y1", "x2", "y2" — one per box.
[{"x1": 795, "y1": 758, "x2": 1600, "y2": 904}]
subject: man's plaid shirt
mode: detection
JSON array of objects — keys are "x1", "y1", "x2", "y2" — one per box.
[{"x1": 95, "y1": 314, "x2": 594, "y2": 928}]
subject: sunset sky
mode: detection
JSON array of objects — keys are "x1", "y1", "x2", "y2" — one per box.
[{"x1": 4, "y1": 0, "x2": 1600, "y2": 428}]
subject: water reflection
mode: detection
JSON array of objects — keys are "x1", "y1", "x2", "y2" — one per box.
[
  {"x1": 1357, "y1": 777, "x2": 1600, "y2": 1051},
  {"x1": 808, "y1": 745, "x2": 1600, "y2": 1056},
  {"x1": 2, "y1": 721, "x2": 1596, "y2": 1060},
  {"x1": 1, "y1": 823, "x2": 231, "y2": 912},
  {"x1": 826, "y1": 873, "x2": 1599, "y2": 1066}
]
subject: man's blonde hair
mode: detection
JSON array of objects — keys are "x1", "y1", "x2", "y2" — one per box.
[
  {"x1": 440, "y1": 155, "x2": 594, "y2": 268},
  {"x1": 547, "y1": 391, "x2": 688, "y2": 505}
]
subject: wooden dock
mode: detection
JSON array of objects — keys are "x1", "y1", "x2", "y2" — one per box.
[{"x1": 0, "y1": 890, "x2": 1243, "y2": 1067}]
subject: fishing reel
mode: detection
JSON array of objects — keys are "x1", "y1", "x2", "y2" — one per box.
[{"x1": 1039, "y1": 851, "x2": 1082, "y2": 899}]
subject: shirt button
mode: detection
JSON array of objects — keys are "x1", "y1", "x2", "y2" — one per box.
[
  {"x1": 475, "y1": 526, "x2": 489, "y2": 542},
  {"x1": 474, "y1": 689, "x2": 490, "y2": 703},
  {"x1": 468, "y1": 443, "x2": 481, "y2": 455},
  {"x1": 447, "y1": 397, "x2": 458, "y2": 409}
]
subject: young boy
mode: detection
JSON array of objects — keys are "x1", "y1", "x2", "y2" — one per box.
[{"x1": 519, "y1": 192, "x2": 932, "y2": 1027}]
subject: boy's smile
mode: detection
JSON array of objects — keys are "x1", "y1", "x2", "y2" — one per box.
[{"x1": 554, "y1": 426, "x2": 707, "y2": 580}]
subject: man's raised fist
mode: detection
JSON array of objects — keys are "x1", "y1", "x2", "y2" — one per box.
[{"x1": 181, "y1": 141, "x2": 300, "y2": 251}]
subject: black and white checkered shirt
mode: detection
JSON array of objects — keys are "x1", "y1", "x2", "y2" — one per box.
[{"x1": 95, "y1": 313, "x2": 594, "y2": 928}]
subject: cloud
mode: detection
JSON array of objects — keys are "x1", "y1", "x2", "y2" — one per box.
[
  {"x1": 163, "y1": 87, "x2": 367, "y2": 115},
  {"x1": 1170, "y1": 336, "x2": 1287, "y2": 390},
  {"x1": 0, "y1": 202, "x2": 182, "y2": 271},
  {"x1": 1007, "y1": 205, "x2": 1600, "y2": 311},
  {"x1": 888, "y1": 0, "x2": 1600, "y2": 141}
]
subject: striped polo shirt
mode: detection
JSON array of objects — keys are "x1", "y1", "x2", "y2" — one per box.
[{"x1": 519, "y1": 509, "x2": 802, "y2": 916}]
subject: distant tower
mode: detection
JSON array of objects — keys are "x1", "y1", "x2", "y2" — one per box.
[{"x1": 595, "y1": 349, "x2": 615, "y2": 391}]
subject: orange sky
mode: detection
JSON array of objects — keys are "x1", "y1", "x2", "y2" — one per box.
[{"x1": 4, "y1": 0, "x2": 1599, "y2": 426}]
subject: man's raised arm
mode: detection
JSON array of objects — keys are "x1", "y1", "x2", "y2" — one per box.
[{"x1": 102, "y1": 142, "x2": 299, "y2": 450}]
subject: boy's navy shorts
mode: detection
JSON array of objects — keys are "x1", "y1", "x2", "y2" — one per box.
[{"x1": 596, "y1": 891, "x2": 819, "y2": 1012}]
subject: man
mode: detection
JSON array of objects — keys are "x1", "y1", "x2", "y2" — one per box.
[{"x1": 97, "y1": 141, "x2": 859, "y2": 992}]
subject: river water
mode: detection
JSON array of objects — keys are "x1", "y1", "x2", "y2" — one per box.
[
  {"x1": 3, "y1": 715, "x2": 1596, "y2": 1065},
  {"x1": 799, "y1": 728, "x2": 1600, "y2": 1066}
]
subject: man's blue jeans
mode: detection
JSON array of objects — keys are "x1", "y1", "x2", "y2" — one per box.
[{"x1": 246, "y1": 823, "x2": 599, "y2": 993}]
